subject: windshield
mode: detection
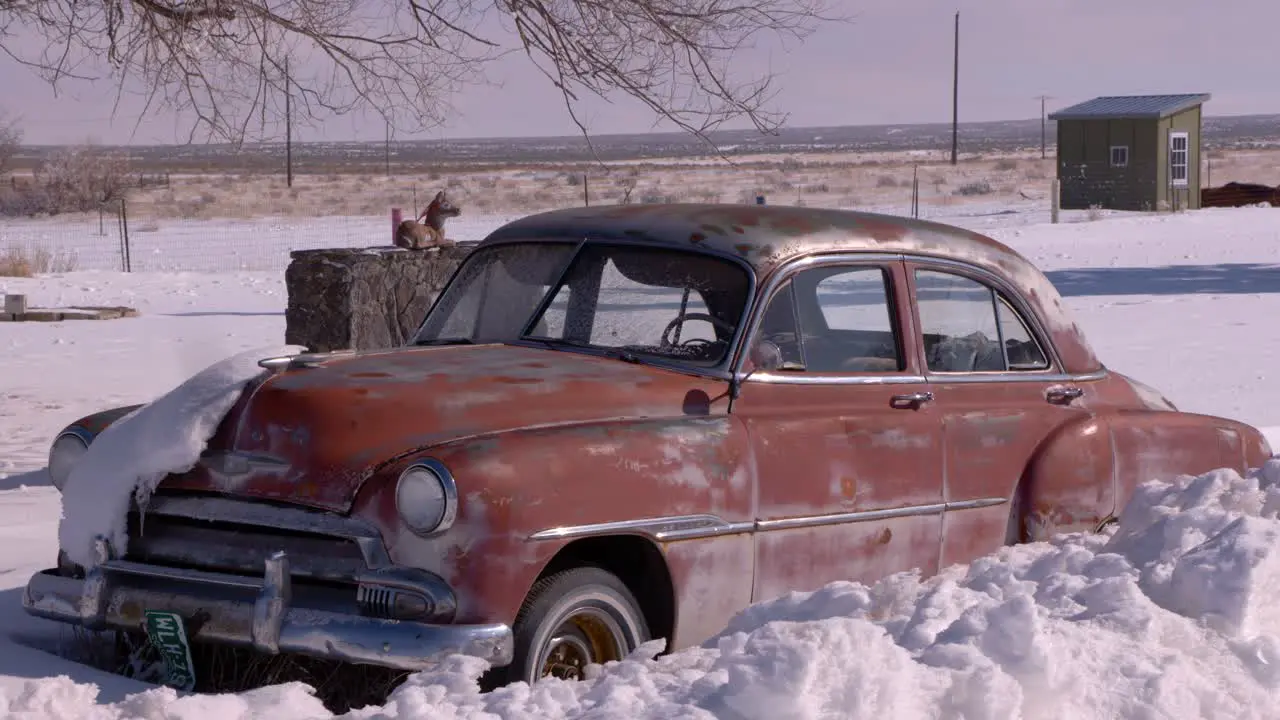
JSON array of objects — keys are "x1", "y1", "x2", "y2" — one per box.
[
  {"x1": 414, "y1": 242, "x2": 577, "y2": 345},
  {"x1": 526, "y1": 243, "x2": 751, "y2": 367}
]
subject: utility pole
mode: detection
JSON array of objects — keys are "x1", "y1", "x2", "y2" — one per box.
[
  {"x1": 285, "y1": 57, "x2": 293, "y2": 188},
  {"x1": 1035, "y1": 95, "x2": 1054, "y2": 159},
  {"x1": 950, "y1": 11, "x2": 959, "y2": 166}
]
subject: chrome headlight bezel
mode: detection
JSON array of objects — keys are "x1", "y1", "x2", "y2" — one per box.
[
  {"x1": 395, "y1": 459, "x2": 458, "y2": 538},
  {"x1": 48, "y1": 429, "x2": 91, "y2": 492}
]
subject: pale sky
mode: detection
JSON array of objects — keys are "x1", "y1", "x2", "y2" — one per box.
[{"x1": 3, "y1": 0, "x2": 1278, "y2": 145}]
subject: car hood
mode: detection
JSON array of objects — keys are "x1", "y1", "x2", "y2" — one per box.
[{"x1": 160, "y1": 344, "x2": 728, "y2": 512}]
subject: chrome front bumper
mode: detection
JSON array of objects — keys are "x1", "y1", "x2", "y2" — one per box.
[{"x1": 23, "y1": 540, "x2": 513, "y2": 672}]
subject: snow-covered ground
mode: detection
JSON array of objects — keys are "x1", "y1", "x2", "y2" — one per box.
[{"x1": 1, "y1": 204, "x2": 1279, "y2": 717}]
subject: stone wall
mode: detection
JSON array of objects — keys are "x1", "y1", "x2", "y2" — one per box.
[{"x1": 284, "y1": 246, "x2": 473, "y2": 353}]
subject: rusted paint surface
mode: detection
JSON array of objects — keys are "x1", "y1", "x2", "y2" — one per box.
[
  {"x1": 351, "y1": 413, "x2": 755, "y2": 624},
  {"x1": 161, "y1": 345, "x2": 737, "y2": 513},
  {"x1": 663, "y1": 534, "x2": 755, "y2": 650},
  {"x1": 732, "y1": 382, "x2": 946, "y2": 601}
]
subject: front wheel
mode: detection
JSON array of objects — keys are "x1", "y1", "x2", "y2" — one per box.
[{"x1": 504, "y1": 566, "x2": 650, "y2": 685}]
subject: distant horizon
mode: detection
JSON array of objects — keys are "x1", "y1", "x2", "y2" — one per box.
[{"x1": 12, "y1": 110, "x2": 1280, "y2": 150}]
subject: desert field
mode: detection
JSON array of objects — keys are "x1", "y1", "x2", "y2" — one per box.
[
  {"x1": 78, "y1": 146, "x2": 1280, "y2": 221},
  {"x1": 5, "y1": 144, "x2": 1280, "y2": 276}
]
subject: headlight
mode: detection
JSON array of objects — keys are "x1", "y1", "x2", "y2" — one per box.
[
  {"x1": 48, "y1": 430, "x2": 90, "y2": 492},
  {"x1": 395, "y1": 460, "x2": 458, "y2": 537}
]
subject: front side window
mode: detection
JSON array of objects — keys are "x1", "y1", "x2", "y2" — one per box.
[
  {"x1": 414, "y1": 242, "x2": 576, "y2": 345},
  {"x1": 752, "y1": 264, "x2": 903, "y2": 374},
  {"x1": 914, "y1": 269, "x2": 1050, "y2": 373},
  {"x1": 527, "y1": 244, "x2": 751, "y2": 367}
]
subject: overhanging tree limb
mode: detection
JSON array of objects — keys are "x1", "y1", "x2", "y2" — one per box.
[{"x1": 1, "y1": 0, "x2": 846, "y2": 152}]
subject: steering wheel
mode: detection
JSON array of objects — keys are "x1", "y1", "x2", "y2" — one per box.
[{"x1": 660, "y1": 312, "x2": 735, "y2": 349}]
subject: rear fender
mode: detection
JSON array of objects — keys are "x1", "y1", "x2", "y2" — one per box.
[
  {"x1": 1108, "y1": 409, "x2": 1270, "y2": 514},
  {"x1": 1021, "y1": 414, "x2": 1115, "y2": 541}
]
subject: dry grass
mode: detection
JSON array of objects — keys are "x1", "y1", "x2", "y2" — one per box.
[
  {"x1": 0, "y1": 245, "x2": 79, "y2": 277},
  {"x1": 16, "y1": 146, "x2": 1279, "y2": 224},
  {"x1": 112, "y1": 150, "x2": 1067, "y2": 222}
]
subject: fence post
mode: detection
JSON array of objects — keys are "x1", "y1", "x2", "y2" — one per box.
[
  {"x1": 1050, "y1": 178, "x2": 1060, "y2": 224},
  {"x1": 412, "y1": 186, "x2": 418, "y2": 219},
  {"x1": 120, "y1": 197, "x2": 132, "y2": 272},
  {"x1": 911, "y1": 164, "x2": 920, "y2": 218},
  {"x1": 583, "y1": 175, "x2": 590, "y2": 206},
  {"x1": 391, "y1": 207, "x2": 403, "y2": 246}
]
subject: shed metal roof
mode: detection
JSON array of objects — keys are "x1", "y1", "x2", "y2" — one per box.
[{"x1": 1047, "y1": 94, "x2": 1211, "y2": 121}]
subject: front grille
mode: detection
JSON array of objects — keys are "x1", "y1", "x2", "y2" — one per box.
[{"x1": 124, "y1": 495, "x2": 370, "y2": 583}]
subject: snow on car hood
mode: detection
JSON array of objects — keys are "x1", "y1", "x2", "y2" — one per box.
[
  {"x1": 57, "y1": 344, "x2": 305, "y2": 569},
  {"x1": 158, "y1": 343, "x2": 732, "y2": 513}
]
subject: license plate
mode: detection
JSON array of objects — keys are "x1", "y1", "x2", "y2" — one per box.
[{"x1": 143, "y1": 610, "x2": 197, "y2": 691}]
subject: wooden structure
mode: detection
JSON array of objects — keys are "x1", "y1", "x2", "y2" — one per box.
[{"x1": 1049, "y1": 93, "x2": 1210, "y2": 211}]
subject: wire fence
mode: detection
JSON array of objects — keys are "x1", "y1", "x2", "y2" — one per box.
[{"x1": 5, "y1": 154, "x2": 1244, "y2": 276}]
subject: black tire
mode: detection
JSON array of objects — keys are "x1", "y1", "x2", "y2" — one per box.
[{"x1": 503, "y1": 566, "x2": 650, "y2": 686}]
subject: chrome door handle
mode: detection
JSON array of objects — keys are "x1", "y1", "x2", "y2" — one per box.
[
  {"x1": 1045, "y1": 385, "x2": 1084, "y2": 405},
  {"x1": 890, "y1": 391, "x2": 933, "y2": 410}
]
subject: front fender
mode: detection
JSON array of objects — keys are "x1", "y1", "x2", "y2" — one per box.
[
  {"x1": 349, "y1": 415, "x2": 756, "y2": 629},
  {"x1": 62, "y1": 405, "x2": 145, "y2": 441}
]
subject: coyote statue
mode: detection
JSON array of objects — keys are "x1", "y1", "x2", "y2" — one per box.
[{"x1": 395, "y1": 190, "x2": 461, "y2": 249}]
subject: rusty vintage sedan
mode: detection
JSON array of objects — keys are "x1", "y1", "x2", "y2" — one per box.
[{"x1": 26, "y1": 204, "x2": 1273, "y2": 688}]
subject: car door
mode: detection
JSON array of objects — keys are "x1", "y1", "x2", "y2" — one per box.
[
  {"x1": 903, "y1": 259, "x2": 1108, "y2": 566},
  {"x1": 731, "y1": 255, "x2": 946, "y2": 604}
]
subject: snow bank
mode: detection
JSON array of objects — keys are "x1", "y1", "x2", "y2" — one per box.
[
  {"x1": 57, "y1": 345, "x2": 305, "y2": 568},
  {"x1": 19, "y1": 459, "x2": 1280, "y2": 719}
]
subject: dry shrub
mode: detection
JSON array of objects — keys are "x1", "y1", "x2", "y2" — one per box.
[
  {"x1": 993, "y1": 158, "x2": 1019, "y2": 172},
  {"x1": 34, "y1": 145, "x2": 132, "y2": 214},
  {"x1": 0, "y1": 245, "x2": 79, "y2": 276}
]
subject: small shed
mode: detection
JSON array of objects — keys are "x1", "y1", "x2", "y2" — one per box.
[{"x1": 1048, "y1": 93, "x2": 1209, "y2": 211}]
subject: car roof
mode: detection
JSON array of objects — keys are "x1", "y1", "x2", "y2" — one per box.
[{"x1": 479, "y1": 204, "x2": 1102, "y2": 375}]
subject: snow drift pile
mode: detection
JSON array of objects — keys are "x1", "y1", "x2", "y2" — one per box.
[{"x1": 9, "y1": 459, "x2": 1280, "y2": 719}]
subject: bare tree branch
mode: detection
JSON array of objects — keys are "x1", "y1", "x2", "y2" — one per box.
[{"x1": 1, "y1": 0, "x2": 847, "y2": 151}]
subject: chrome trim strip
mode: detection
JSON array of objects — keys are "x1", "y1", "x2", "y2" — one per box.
[
  {"x1": 527, "y1": 514, "x2": 755, "y2": 543},
  {"x1": 945, "y1": 497, "x2": 1009, "y2": 511},
  {"x1": 746, "y1": 373, "x2": 927, "y2": 386},
  {"x1": 143, "y1": 495, "x2": 392, "y2": 569},
  {"x1": 755, "y1": 503, "x2": 946, "y2": 532},
  {"x1": 528, "y1": 498, "x2": 1009, "y2": 542},
  {"x1": 925, "y1": 369, "x2": 1109, "y2": 385}
]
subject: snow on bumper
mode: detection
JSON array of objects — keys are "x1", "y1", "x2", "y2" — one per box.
[{"x1": 22, "y1": 538, "x2": 514, "y2": 672}]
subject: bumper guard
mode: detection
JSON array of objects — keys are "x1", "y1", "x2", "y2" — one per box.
[{"x1": 23, "y1": 536, "x2": 513, "y2": 672}]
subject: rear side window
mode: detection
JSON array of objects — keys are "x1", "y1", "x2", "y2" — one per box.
[{"x1": 914, "y1": 269, "x2": 1049, "y2": 373}]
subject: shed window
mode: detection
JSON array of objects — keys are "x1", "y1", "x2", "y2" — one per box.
[
  {"x1": 1109, "y1": 145, "x2": 1129, "y2": 168},
  {"x1": 1169, "y1": 132, "x2": 1189, "y2": 187}
]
